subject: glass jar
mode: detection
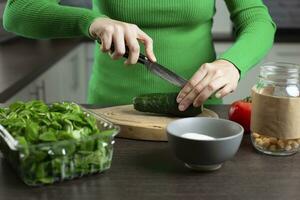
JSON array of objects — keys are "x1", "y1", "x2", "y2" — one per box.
[{"x1": 251, "y1": 62, "x2": 300, "y2": 156}]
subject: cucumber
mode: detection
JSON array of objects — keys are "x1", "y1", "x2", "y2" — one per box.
[{"x1": 133, "y1": 93, "x2": 203, "y2": 117}]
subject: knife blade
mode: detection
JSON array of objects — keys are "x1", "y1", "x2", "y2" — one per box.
[
  {"x1": 96, "y1": 38, "x2": 188, "y2": 87},
  {"x1": 142, "y1": 59, "x2": 187, "y2": 87}
]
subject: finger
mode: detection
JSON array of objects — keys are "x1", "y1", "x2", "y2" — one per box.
[
  {"x1": 177, "y1": 82, "x2": 194, "y2": 102},
  {"x1": 137, "y1": 29, "x2": 157, "y2": 62},
  {"x1": 176, "y1": 65, "x2": 209, "y2": 103},
  {"x1": 193, "y1": 77, "x2": 228, "y2": 107},
  {"x1": 124, "y1": 34, "x2": 140, "y2": 65},
  {"x1": 178, "y1": 72, "x2": 214, "y2": 111},
  {"x1": 176, "y1": 82, "x2": 194, "y2": 104},
  {"x1": 100, "y1": 32, "x2": 112, "y2": 52},
  {"x1": 215, "y1": 84, "x2": 235, "y2": 98},
  {"x1": 178, "y1": 63, "x2": 223, "y2": 103},
  {"x1": 111, "y1": 27, "x2": 126, "y2": 60}
]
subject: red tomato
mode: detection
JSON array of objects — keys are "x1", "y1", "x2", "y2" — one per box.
[{"x1": 228, "y1": 97, "x2": 252, "y2": 134}]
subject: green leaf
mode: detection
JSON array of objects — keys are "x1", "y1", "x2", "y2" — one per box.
[
  {"x1": 9, "y1": 101, "x2": 25, "y2": 112},
  {"x1": 24, "y1": 121, "x2": 39, "y2": 143},
  {"x1": 62, "y1": 113, "x2": 85, "y2": 124},
  {"x1": 99, "y1": 129, "x2": 115, "y2": 137},
  {"x1": 51, "y1": 141, "x2": 76, "y2": 157},
  {"x1": 79, "y1": 139, "x2": 95, "y2": 152},
  {"x1": 71, "y1": 130, "x2": 81, "y2": 140},
  {"x1": 50, "y1": 121, "x2": 62, "y2": 129},
  {"x1": 39, "y1": 177, "x2": 54, "y2": 184},
  {"x1": 16, "y1": 136, "x2": 29, "y2": 157},
  {"x1": 31, "y1": 149, "x2": 48, "y2": 162},
  {"x1": 84, "y1": 150, "x2": 104, "y2": 165},
  {"x1": 56, "y1": 130, "x2": 74, "y2": 140},
  {"x1": 39, "y1": 131, "x2": 57, "y2": 142},
  {"x1": 36, "y1": 163, "x2": 47, "y2": 179}
]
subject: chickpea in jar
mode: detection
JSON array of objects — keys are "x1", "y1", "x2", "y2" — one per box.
[{"x1": 252, "y1": 132, "x2": 300, "y2": 152}]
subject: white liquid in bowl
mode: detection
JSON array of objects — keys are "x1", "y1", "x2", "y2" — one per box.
[{"x1": 181, "y1": 133, "x2": 216, "y2": 141}]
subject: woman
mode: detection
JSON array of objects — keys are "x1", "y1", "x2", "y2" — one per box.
[{"x1": 3, "y1": 0, "x2": 275, "y2": 111}]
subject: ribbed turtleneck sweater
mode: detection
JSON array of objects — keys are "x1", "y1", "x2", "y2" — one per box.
[{"x1": 3, "y1": 0, "x2": 276, "y2": 105}]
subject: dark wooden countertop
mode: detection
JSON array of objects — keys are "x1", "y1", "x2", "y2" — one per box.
[
  {"x1": 0, "y1": 38, "x2": 82, "y2": 103},
  {"x1": 0, "y1": 105, "x2": 300, "y2": 200}
]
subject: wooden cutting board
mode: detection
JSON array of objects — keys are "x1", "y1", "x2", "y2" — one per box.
[{"x1": 91, "y1": 105, "x2": 218, "y2": 141}]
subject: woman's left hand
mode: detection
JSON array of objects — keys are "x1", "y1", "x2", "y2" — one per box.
[{"x1": 176, "y1": 60, "x2": 240, "y2": 111}]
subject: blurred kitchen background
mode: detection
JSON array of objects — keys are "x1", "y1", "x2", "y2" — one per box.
[{"x1": 0, "y1": 0, "x2": 299, "y2": 105}]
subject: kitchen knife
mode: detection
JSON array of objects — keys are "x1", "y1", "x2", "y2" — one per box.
[{"x1": 96, "y1": 39, "x2": 188, "y2": 87}]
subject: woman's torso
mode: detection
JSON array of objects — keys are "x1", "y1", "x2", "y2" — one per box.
[{"x1": 88, "y1": 0, "x2": 221, "y2": 105}]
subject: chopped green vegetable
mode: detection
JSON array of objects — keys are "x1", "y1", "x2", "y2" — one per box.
[
  {"x1": 0, "y1": 101, "x2": 117, "y2": 186},
  {"x1": 39, "y1": 131, "x2": 57, "y2": 142}
]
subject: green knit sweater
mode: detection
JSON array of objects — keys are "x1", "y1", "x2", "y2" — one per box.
[{"x1": 3, "y1": 0, "x2": 275, "y2": 105}]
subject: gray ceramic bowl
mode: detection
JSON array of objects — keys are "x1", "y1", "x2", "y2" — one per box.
[{"x1": 167, "y1": 117, "x2": 244, "y2": 171}]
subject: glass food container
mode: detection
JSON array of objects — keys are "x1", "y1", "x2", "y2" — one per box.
[
  {"x1": 0, "y1": 103, "x2": 120, "y2": 186},
  {"x1": 251, "y1": 62, "x2": 300, "y2": 156}
]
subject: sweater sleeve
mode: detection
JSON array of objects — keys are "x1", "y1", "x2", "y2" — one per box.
[
  {"x1": 3, "y1": 0, "x2": 105, "y2": 39},
  {"x1": 218, "y1": 0, "x2": 276, "y2": 78}
]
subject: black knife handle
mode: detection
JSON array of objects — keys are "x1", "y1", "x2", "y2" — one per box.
[{"x1": 96, "y1": 38, "x2": 148, "y2": 64}]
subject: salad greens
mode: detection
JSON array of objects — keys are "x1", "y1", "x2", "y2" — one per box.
[{"x1": 0, "y1": 101, "x2": 117, "y2": 186}]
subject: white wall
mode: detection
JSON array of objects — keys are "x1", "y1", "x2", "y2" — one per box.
[{"x1": 212, "y1": 0, "x2": 232, "y2": 37}]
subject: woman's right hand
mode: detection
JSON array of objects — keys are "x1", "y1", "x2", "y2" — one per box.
[{"x1": 89, "y1": 18, "x2": 156, "y2": 64}]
